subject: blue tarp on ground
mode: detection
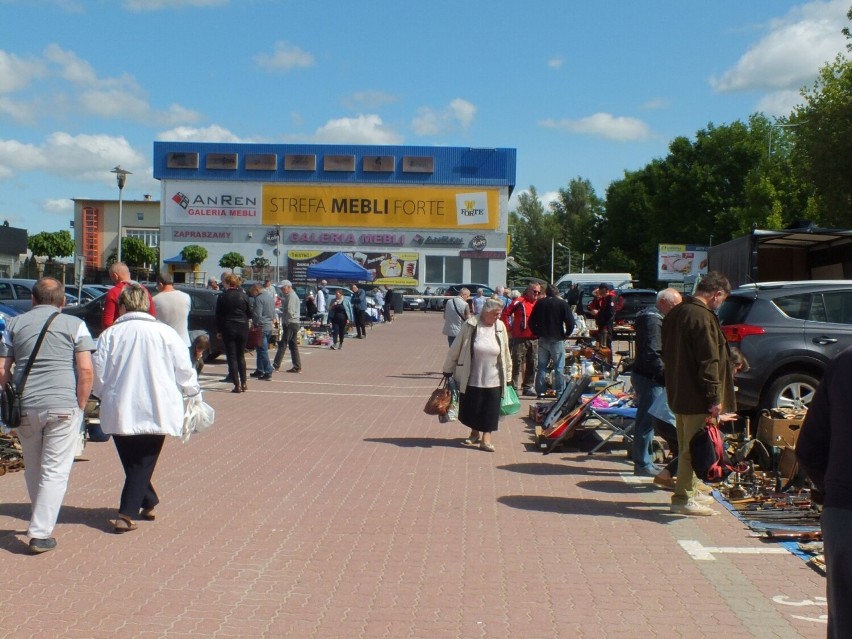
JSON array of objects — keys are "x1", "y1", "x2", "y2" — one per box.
[{"x1": 306, "y1": 253, "x2": 374, "y2": 281}]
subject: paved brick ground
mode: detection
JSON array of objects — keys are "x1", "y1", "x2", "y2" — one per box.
[{"x1": 0, "y1": 312, "x2": 827, "y2": 638}]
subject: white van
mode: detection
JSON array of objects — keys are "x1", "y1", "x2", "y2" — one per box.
[{"x1": 555, "y1": 273, "x2": 633, "y2": 296}]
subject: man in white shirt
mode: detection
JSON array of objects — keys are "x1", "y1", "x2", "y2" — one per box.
[
  {"x1": 154, "y1": 275, "x2": 192, "y2": 359},
  {"x1": 472, "y1": 288, "x2": 487, "y2": 315},
  {"x1": 316, "y1": 283, "x2": 327, "y2": 325}
]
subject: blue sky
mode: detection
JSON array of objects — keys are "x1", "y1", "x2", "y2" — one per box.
[{"x1": 1, "y1": 0, "x2": 849, "y2": 235}]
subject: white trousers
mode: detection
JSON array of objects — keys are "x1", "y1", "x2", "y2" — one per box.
[{"x1": 16, "y1": 406, "x2": 83, "y2": 539}]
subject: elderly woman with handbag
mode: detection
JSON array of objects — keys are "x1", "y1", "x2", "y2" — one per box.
[
  {"x1": 93, "y1": 284, "x2": 201, "y2": 533},
  {"x1": 442, "y1": 297, "x2": 512, "y2": 452}
]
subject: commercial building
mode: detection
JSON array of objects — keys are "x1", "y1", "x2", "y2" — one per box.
[
  {"x1": 72, "y1": 196, "x2": 160, "y2": 277},
  {"x1": 153, "y1": 142, "x2": 516, "y2": 287}
]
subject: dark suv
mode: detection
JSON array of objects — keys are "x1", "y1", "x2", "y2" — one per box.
[
  {"x1": 718, "y1": 280, "x2": 852, "y2": 413},
  {"x1": 613, "y1": 289, "x2": 657, "y2": 325}
]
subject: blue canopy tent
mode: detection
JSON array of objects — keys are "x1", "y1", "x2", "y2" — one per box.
[{"x1": 306, "y1": 253, "x2": 374, "y2": 281}]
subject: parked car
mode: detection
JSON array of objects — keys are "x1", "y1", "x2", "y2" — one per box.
[
  {"x1": 426, "y1": 286, "x2": 447, "y2": 311},
  {"x1": 613, "y1": 288, "x2": 658, "y2": 325},
  {"x1": 0, "y1": 278, "x2": 77, "y2": 311},
  {"x1": 63, "y1": 286, "x2": 225, "y2": 361},
  {"x1": 394, "y1": 287, "x2": 426, "y2": 311},
  {"x1": 65, "y1": 284, "x2": 111, "y2": 304},
  {"x1": 718, "y1": 280, "x2": 852, "y2": 413}
]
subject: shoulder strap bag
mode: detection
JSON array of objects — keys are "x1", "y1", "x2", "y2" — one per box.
[{"x1": 2, "y1": 312, "x2": 60, "y2": 428}]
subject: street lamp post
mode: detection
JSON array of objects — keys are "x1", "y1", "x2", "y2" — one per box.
[
  {"x1": 556, "y1": 242, "x2": 571, "y2": 275},
  {"x1": 111, "y1": 166, "x2": 132, "y2": 263}
]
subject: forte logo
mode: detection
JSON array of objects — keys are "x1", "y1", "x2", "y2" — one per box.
[{"x1": 455, "y1": 192, "x2": 488, "y2": 226}]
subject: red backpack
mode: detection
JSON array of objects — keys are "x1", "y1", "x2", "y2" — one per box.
[{"x1": 689, "y1": 416, "x2": 748, "y2": 482}]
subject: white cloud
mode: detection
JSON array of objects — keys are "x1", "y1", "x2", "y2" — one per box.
[
  {"x1": 0, "y1": 96, "x2": 38, "y2": 124},
  {"x1": 342, "y1": 90, "x2": 398, "y2": 109},
  {"x1": 255, "y1": 42, "x2": 315, "y2": 72},
  {"x1": 0, "y1": 50, "x2": 45, "y2": 94},
  {"x1": 548, "y1": 57, "x2": 564, "y2": 69},
  {"x1": 43, "y1": 198, "x2": 72, "y2": 213},
  {"x1": 509, "y1": 189, "x2": 559, "y2": 213},
  {"x1": 43, "y1": 44, "x2": 99, "y2": 86},
  {"x1": 313, "y1": 114, "x2": 403, "y2": 144},
  {"x1": 710, "y1": 0, "x2": 848, "y2": 93},
  {"x1": 449, "y1": 98, "x2": 476, "y2": 128},
  {"x1": 755, "y1": 89, "x2": 807, "y2": 117},
  {"x1": 124, "y1": 0, "x2": 228, "y2": 10},
  {"x1": 641, "y1": 97, "x2": 670, "y2": 110},
  {"x1": 156, "y1": 124, "x2": 246, "y2": 142},
  {"x1": 540, "y1": 112, "x2": 651, "y2": 142},
  {"x1": 0, "y1": 132, "x2": 147, "y2": 185},
  {"x1": 412, "y1": 98, "x2": 477, "y2": 136}
]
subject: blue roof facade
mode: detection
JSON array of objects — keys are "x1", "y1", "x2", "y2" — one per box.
[{"x1": 153, "y1": 142, "x2": 516, "y2": 193}]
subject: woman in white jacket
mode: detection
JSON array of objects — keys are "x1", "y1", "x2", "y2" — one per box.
[
  {"x1": 442, "y1": 297, "x2": 512, "y2": 452},
  {"x1": 93, "y1": 284, "x2": 201, "y2": 533}
]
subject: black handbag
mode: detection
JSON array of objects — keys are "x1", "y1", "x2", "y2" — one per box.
[{"x1": 1, "y1": 312, "x2": 59, "y2": 428}]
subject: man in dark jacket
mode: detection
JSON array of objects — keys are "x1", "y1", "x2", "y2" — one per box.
[
  {"x1": 588, "y1": 283, "x2": 615, "y2": 349},
  {"x1": 529, "y1": 284, "x2": 575, "y2": 398},
  {"x1": 661, "y1": 271, "x2": 734, "y2": 517},
  {"x1": 796, "y1": 347, "x2": 852, "y2": 639},
  {"x1": 630, "y1": 288, "x2": 681, "y2": 476}
]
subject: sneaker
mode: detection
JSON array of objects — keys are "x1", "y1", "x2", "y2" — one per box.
[
  {"x1": 694, "y1": 492, "x2": 715, "y2": 505},
  {"x1": 259, "y1": 373, "x2": 273, "y2": 381},
  {"x1": 249, "y1": 371, "x2": 262, "y2": 378},
  {"x1": 28, "y1": 537, "x2": 57, "y2": 554},
  {"x1": 670, "y1": 500, "x2": 716, "y2": 517},
  {"x1": 329, "y1": 345, "x2": 336, "y2": 350},
  {"x1": 522, "y1": 389, "x2": 537, "y2": 397},
  {"x1": 287, "y1": 368, "x2": 301, "y2": 374}
]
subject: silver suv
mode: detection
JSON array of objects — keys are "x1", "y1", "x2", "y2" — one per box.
[{"x1": 718, "y1": 280, "x2": 852, "y2": 413}]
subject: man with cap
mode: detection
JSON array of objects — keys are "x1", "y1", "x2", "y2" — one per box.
[{"x1": 273, "y1": 280, "x2": 302, "y2": 373}]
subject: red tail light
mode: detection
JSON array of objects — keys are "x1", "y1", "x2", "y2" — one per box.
[{"x1": 722, "y1": 324, "x2": 765, "y2": 342}]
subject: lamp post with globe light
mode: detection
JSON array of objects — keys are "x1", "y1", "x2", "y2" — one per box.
[{"x1": 111, "y1": 166, "x2": 131, "y2": 263}]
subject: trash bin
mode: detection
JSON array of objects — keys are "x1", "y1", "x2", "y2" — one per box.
[{"x1": 392, "y1": 291, "x2": 404, "y2": 314}]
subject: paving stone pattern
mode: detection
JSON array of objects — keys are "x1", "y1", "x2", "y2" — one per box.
[{"x1": 0, "y1": 313, "x2": 827, "y2": 638}]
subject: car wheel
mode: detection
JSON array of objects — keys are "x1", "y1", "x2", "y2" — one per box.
[{"x1": 762, "y1": 373, "x2": 819, "y2": 411}]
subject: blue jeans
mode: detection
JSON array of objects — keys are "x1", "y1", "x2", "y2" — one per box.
[
  {"x1": 535, "y1": 337, "x2": 566, "y2": 396},
  {"x1": 256, "y1": 330, "x2": 274, "y2": 375},
  {"x1": 630, "y1": 373, "x2": 664, "y2": 472}
]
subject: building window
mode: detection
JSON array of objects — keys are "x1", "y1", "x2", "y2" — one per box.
[
  {"x1": 425, "y1": 255, "x2": 462, "y2": 284},
  {"x1": 470, "y1": 258, "x2": 489, "y2": 285},
  {"x1": 126, "y1": 228, "x2": 160, "y2": 248}
]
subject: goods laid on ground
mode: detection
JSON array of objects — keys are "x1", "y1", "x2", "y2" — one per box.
[{"x1": 0, "y1": 432, "x2": 23, "y2": 475}]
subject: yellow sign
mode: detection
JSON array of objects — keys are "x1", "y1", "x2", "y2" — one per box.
[{"x1": 263, "y1": 185, "x2": 499, "y2": 230}]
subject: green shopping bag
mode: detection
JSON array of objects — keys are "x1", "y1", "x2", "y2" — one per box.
[{"x1": 499, "y1": 385, "x2": 521, "y2": 416}]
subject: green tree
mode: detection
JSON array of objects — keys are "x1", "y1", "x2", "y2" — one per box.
[
  {"x1": 180, "y1": 244, "x2": 208, "y2": 265},
  {"x1": 28, "y1": 230, "x2": 74, "y2": 261},
  {"x1": 121, "y1": 237, "x2": 157, "y2": 268},
  {"x1": 790, "y1": 55, "x2": 852, "y2": 225},
  {"x1": 250, "y1": 256, "x2": 270, "y2": 269},
  {"x1": 508, "y1": 186, "x2": 559, "y2": 281},
  {"x1": 219, "y1": 251, "x2": 245, "y2": 272},
  {"x1": 550, "y1": 177, "x2": 604, "y2": 273}
]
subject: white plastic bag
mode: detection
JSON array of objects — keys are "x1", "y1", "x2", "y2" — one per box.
[{"x1": 182, "y1": 394, "x2": 215, "y2": 443}]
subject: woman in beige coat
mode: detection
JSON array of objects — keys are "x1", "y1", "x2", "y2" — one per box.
[{"x1": 442, "y1": 298, "x2": 512, "y2": 452}]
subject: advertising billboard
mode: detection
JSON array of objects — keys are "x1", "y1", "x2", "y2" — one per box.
[{"x1": 658, "y1": 244, "x2": 709, "y2": 282}]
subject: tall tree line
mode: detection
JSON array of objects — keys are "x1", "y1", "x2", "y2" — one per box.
[{"x1": 510, "y1": 43, "x2": 852, "y2": 287}]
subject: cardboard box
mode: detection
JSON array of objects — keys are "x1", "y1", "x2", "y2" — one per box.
[{"x1": 757, "y1": 415, "x2": 804, "y2": 448}]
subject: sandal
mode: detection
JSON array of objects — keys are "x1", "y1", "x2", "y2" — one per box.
[
  {"x1": 113, "y1": 516, "x2": 138, "y2": 533},
  {"x1": 480, "y1": 442, "x2": 495, "y2": 453},
  {"x1": 140, "y1": 508, "x2": 156, "y2": 521}
]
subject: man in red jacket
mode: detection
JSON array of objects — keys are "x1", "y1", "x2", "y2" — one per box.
[
  {"x1": 501, "y1": 283, "x2": 540, "y2": 396},
  {"x1": 102, "y1": 262, "x2": 155, "y2": 329}
]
